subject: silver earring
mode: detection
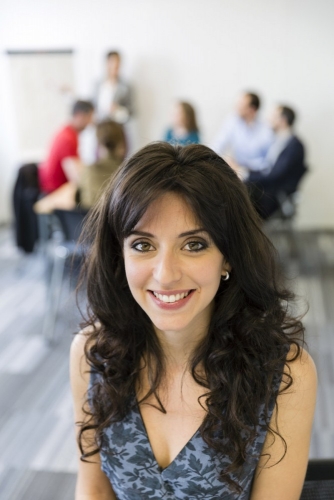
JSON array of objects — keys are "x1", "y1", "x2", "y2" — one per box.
[{"x1": 222, "y1": 271, "x2": 229, "y2": 281}]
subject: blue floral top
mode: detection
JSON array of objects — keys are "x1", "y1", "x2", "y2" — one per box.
[
  {"x1": 164, "y1": 128, "x2": 200, "y2": 146},
  {"x1": 90, "y1": 371, "x2": 280, "y2": 499}
]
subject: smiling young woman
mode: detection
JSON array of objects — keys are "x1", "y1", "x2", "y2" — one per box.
[{"x1": 70, "y1": 142, "x2": 316, "y2": 500}]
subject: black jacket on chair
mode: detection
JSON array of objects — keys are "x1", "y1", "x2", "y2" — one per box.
[
  {"x1": 247, "y1": 135, "x2": 307, "y2": 218},
  {"x1": 13, "y1": 163, "x2": 40, "y2": 253}
]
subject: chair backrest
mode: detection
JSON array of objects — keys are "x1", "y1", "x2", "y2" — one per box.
[
  {"x1": 276, "y1": 191, "x2": 300, "y2": 220},
  {"x1": 269, "y1": 163, "x2": 309, "y2": 222},
  {"x1": 13, "y1": 163, "x2": 40, "y2": 253},
  {"x1": 53, "y1": 209, "x2": 88, "y2": 242},
  {"x1": 300, "y1": 459, "x2": 334, "y2": 500}
]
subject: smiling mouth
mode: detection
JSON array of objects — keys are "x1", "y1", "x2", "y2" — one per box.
[{"x1": 150, "y1": 290, "x2": 194, "y2": 303}]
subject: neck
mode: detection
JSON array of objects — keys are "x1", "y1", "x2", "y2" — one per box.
[
  {"x1": 108, "y1": 75, "x2": 118, "y2": 84},
  {"x1": 69, "y1": 119, "x2": 80, "y2": 132},
  {"x1": 154, "y1": 317, "x2": 211, "y2": 370},
  {"x1": 174, "y1": 125, "x2": 188, "y2": 137},
  {"x1": 97, "y1": 145, "x2": 110, "y2": 159},
  {"x1": 244, "y1": 115, "x2": 256, "y2": 125},
  {"x1": 277, "y1": 125, "x2": 292, "y2": 136}
]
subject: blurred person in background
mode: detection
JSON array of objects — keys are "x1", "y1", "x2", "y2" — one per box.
[
  {"x1": 78, "y1": 120, "x2": 126, "y2": 209},
  {"x1": 38, "y1": 100, "x2": 94, "y2": 194},
  {"x1": 95, "y1": 51, "x2": 133, "y2": 124},
  {"x1": 211, "y1": 91, "x2": 273, "y2": 174},
  {"x1": 246, "y1": 105, "x2": 307, "y2": 219},
  {"x1": 164, "y1": 101, "x2": 200, "y2": 146}
]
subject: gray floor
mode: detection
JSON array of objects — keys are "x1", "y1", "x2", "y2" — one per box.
[
  {"x1": 0, "y1": 228, "x2": 78, "y2": 500},
  {"x1": 0, "y1": 225, "x2": 333, "y2": 499}
]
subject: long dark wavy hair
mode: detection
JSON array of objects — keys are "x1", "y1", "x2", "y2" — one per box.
[
  {"x1": 179, "y1": 101, "x2": 199, "y2": 132},
  {"x1": 78, "y1": 142, "x2": 304, "y2": 491}
]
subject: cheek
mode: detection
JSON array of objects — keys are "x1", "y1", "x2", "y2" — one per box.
[
  {"x1": 124, "y1": 258, "x2": 150, "y2": 294},
  {"x1": 196, "y1": 259, "x2": 223, "y2": 290}
]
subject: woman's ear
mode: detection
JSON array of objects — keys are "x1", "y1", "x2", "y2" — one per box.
[{"x1": 221, "y1": 260, "x2": 232, "y2": 276}]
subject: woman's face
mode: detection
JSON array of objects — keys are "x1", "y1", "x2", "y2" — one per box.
[
  {"x1": 123, "y1": 193, "x2": 230, "y2": 338},
  {"x1": 172, "y1": 103, "x2": 185, "y2": 129}
]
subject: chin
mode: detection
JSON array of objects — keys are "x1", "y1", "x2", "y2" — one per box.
[
  {"x1": 155, "y1": 316, "x2": 201, "y2": 335},
  {"x1": 152, "y1": 318, "x2": 190, "y2": 334}
]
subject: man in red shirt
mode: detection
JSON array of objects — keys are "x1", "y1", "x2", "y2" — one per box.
[{"x1": 38, "y1": 100, "x2": 94, "y2": 193}]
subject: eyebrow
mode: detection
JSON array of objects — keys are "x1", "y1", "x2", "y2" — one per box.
[{"x1": 127, "y1": 229, "x2": 208, "y2": 238}]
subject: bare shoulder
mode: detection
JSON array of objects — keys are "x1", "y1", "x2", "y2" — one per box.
[
  {"x1": 70, "y1": 326, "x2": 117, "y2": 498},
  {"x1": 70, "y1": 328, "x2": 90, "y2": 379},
  {"x1": 282, "y1": 344, "x2": 317, "y2": 398},
  {"x1": 71, "y1": 326, "x2": 91, "y2": 354},
  {"x1": 286, "y1": 342, "x2": 315, "y2": 367},
  {"x1": 71, "y1": 324, "x2": 99, "y2": 351},
  {"x1": 70, "y1": 324, "x2": 101, "y2": 375},
  {"x1": 251, "y1": 346, "x2": 317, "y2": 499},
  {"x1": 70, "y1": 327, "x2": 98, "y2": 441},
  {"x1": 70, "y1": 324, "x2": 100, "y2": 393}
]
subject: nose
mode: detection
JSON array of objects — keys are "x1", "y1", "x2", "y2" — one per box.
[{"x1": 152, "y1": 248, "x2": 182, "y2": 286}]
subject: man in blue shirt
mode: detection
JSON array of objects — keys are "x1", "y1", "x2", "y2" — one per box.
[{"x1": 211, "y1": 92, "x2": 273, "y2": 174}]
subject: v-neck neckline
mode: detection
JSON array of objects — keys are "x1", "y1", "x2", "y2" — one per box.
[{"x1": 134, "y1": 401, "x2": 203, "y2": 472}]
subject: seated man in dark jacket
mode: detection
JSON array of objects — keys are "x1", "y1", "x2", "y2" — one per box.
[{"x1": 246, "y1": 105, "x2": 307, "y2": 219}]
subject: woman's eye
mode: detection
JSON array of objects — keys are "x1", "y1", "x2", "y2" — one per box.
[
  {"x1": 184, "y1": 241, "x2": 207, "y2": 252},
  {"x1": 131, "y1": 241, "x2": 154, "y2": 252}
]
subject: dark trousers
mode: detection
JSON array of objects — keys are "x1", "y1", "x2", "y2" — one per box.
[{"x1": 246, "y1": 182, "x2": 280, "y2": 220}]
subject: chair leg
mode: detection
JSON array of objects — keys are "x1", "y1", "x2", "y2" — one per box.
[
  {"x1": 38, "y1": 214, "x2": 62, "y2": 283},
  {"x1": 285, "y1": 220, "x2": 299, "y2": 259},
  {"x1": 42, "y1": 247, "x2": 68, "y2": 345},
  {"x1": 37, "y1": 213, "x2": 49, "y2": 253}
]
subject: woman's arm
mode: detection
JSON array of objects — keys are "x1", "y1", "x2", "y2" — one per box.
[
  {"x1": 70, "y1": 331, "x2": 117, "y2": 500},
  {"x1": 250, "y1": 347, "x2": 317, "y2": 500}
]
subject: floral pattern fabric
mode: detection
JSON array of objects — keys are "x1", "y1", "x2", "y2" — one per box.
[{"x1": 90, "y1": 372, "x2": 278, "y2": 500}]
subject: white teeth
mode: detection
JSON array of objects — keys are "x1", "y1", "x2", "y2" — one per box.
[{"x1": 152, "y1": 291, "x2": 191, "y2": 303}]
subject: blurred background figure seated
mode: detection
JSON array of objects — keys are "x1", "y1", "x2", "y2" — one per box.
[
  {"x1": 28, "y1": 100, "x2": 93, "y2": 254},
  {"x1": 38, "y1": 100, "x2": 94, "y2": 195},
  {"x1": 211, "y1": 91, "x2": 273, "y2": 173},
  {"x1": 246, "y1": 105, "x2": 307, "y2": 220},
  {"x1": 77, "y1": 120, "x2": 126, "y2": 209},
  {"x1": 164, "y1": 100, "x2": 200, "y2": 145}
]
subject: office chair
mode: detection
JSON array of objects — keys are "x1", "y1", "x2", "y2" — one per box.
[
  {"x1": 264, "y1": 190, "x2": 302, "y2": 259},
  {"x1": 300, "y1": 459, "x2": 334, "y2": 499},
  {"x1": 42, "y1": 208, "x2": 88, "y2": 344}
]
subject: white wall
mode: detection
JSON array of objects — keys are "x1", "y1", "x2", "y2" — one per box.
[{"x1": 1, "y1": 0, "x2": 333, "y2": 228}]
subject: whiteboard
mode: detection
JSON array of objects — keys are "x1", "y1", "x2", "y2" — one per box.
[{"x1": 8, "y1": 50, "x2": 74, "y2": 161}]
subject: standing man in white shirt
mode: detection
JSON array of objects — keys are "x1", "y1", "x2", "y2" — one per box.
[
  {"x1": 96, "y1": 51, "x2": 133, "y2": 124},
  {"x1": 211, "y1": 92, "x2": 273, "y2": 174}
]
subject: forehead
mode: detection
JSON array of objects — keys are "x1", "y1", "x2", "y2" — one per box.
[{"x1": 133, "y1": 193, "x2": 200, "y2": 232}]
